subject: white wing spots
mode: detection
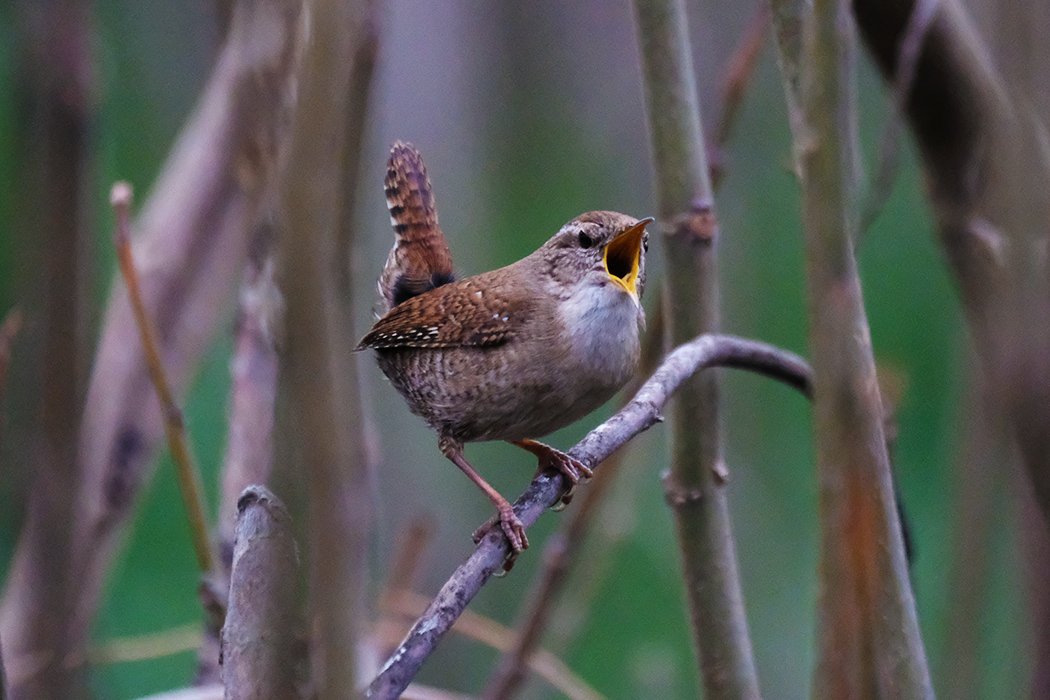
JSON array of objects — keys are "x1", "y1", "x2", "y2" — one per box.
[
  {"x1": 492, "y1": 314, "x2": 499, "y2": 320},
  {"x1": 389, "y1": 215, "x2": 400, "y2": 227},
  {"x1": 475, "y1": 290, "x2": 483, "y2": 299},
  {"x1": 501, "y1": 316, "x2": 508, "y2": 322}
]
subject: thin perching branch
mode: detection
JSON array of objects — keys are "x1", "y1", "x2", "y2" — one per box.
[
  {"x1": 220, "y1": 486, "x2": 299, "y2": 700},
  {"x1": 632, "y1": 0, "x2": 760, "y2": 696},
  {"x1": 111, "y1": 182, "x2": 216, "y2": 576},
  {"x1": 364, "y1": 334, "x2": 811, "y2": 699},
  {"x1": 793, "y1": 0, "x2": 933, "y2": 696}
]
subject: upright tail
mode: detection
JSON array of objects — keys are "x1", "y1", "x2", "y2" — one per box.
[{"x1": 377, "y1": 142, "x2": 455, "y2": 314}]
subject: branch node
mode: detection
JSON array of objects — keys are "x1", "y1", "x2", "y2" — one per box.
[
  {"x1": 712, "y1": 460, "x2": 730, "y2": 485},
  {"x1": 667, "y1": 199, "x2": 719, "y2": 245},
  {"x1": 661, "y1": 470, "x2": 704, "y2": 507}
]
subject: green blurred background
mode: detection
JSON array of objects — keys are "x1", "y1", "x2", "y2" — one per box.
[{"x1": 0, "y1": 0, "x2": 1032, "y2": 698}]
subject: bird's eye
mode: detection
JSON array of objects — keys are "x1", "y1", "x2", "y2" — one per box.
[
  {"x1": 643, "y1": 238, "x2": 649, "y2": 252},
  {"x1": 578, "y1": 232, "x2": 593, "y2": 248}
]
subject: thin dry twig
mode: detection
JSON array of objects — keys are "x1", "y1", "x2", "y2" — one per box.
[
  {"x1": 400, "y1": 685, "x2": 477, "y2": 700},
  {"x1": 381, "y1": 590, "x2": 605, "y2": 700},
  {"x1": 0, "y1": 5, "x2": 93, "y2": 695},
  {"x1": 715, "y1": 4, "x2": 772, "y2": 148},
  {"x1": 221, "y1": 486, "x2": 299, "y2": 700},
  {"x1": 858, "y1": 0, "x2": 939, "y2": 232},
  {"x1": 363, "y1": 334, "x2": 811, "y2": 699},
  {"x1": 111, "y1": 182, "x2": 215, "y2": 575},
  {"x1": 87, "y1": 624, "x2": 202, "y2": 665}
]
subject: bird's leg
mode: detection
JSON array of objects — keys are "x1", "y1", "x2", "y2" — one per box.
[
  {"x1": 511, "y1": 438, "x2": 592, "y2": 506},
  {"x1": 439, "y1": 437, "x2": 529, "y2": 559}
]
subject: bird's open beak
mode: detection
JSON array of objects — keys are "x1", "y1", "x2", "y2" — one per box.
[{"x1": 604, "y1": 217, "x2": 653, "y2": 303}]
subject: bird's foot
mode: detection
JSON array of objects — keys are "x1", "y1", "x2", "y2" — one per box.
[
  {"x1": 512, "y1": 439, "x2": 592, "y2": 505},
  {"x1": 472, "y1": 503, "x2": 528, "y2": 571}
]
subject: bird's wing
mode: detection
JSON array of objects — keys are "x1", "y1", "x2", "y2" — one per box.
[{"x1": 357, "y1": 272, "x2": 534, "y2": 349}]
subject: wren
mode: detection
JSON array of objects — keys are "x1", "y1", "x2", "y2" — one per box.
[{"x1": 358, "y1": 142, "x2": 652, "y2": 560}]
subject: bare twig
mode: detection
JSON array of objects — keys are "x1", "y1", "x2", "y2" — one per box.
[
  {"x1": 769, "y1": 0, "x2": 808, "y2": 149},
  {"x1": 112, "y1": 182, "x2": 216, "y2": 575},
  {"x1": 715, "y1": 4, "x2": 772, "y2": 147},
  {"x1": 858, "y1": 0, "x2": 939, "y2": 232},
  {"x1": 632, "y1": 0, "x2": 762, "y2": 695},
  {"x1": 88, "y1": 624, "x2": 202, "y2": 665},
  {"x1": 364, "y1": 334, "x2": 811, "y2": 699},
  {"x1": 793, "y1": 0, "x2": 932, "y2": 695},
  {"x1": 381, "y1": 590, "x2": 606, "y2": 700},
  {"x1": 221, "y1": 486, "x2": 299, "y2": 700},
  {"x1": 219, "y1": 250, "x2": 283, "y2": 556},
  {"x1": 272, "y1": 0, "x2": 378, "y2": 695}
]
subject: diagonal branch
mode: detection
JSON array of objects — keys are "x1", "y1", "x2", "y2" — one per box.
[
  {"x1": 363, "y1": 334, "x2": 812, "y2": 699},
  {"x1": 111, "y1": 182, "x2": 216, "y2": 576}
]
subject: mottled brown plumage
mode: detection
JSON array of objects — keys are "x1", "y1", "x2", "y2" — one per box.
[
  {"x1": 361, "y1": 145, "x2": 652, "y2": 565},
  {"x1": 377, "y1": 142, "x2": 455, "y2": 313}
]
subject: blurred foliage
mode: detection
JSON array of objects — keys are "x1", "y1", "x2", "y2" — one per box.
[{"x1": 0, "y1": 0, "x2": 1033, "y2": 699}]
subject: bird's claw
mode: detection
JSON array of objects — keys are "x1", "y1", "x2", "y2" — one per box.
[
  {"x1": 472, "y1": 504, "x2": 528, "y2": 571},
  {"x1": 517, "y1": 439, "x2": 592, "y2": 506}
]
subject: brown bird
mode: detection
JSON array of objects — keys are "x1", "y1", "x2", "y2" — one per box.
[{"x1": 359, "y1": 142, "x2": 652, "y2": 560}]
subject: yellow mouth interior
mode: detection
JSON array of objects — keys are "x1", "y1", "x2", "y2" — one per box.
[{"x1": 604, "y1": 218, "x2": 652, "y2": 299}]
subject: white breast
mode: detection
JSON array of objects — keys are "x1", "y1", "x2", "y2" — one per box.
[{"x1": 556, "y1": 281, "x2": 642, "y2": 382}]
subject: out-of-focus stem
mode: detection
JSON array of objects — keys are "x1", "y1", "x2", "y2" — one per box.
[
  {"x1": 794, "y1": 0, "x2": 932, "y2": 696},
  {"x1": 631, "y1": 0, "x2": 759, "y2": 696},
  {"x1": 272, "y1": 0, "x2": 378, "y2": 695}
]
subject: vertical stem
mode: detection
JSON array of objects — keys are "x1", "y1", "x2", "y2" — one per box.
[
  {"x1": 273, "y1": 0, "x2": 377, "y2": 696},
  {"x1": 797, "y1": 0, "x2": 932, "y2": 697},
  {"x1": 221, "y1": 487, "x2": 299, "y2": 700},
  {"x1": 632, "y1": 0, "x2": 760, "y2": 697},
  {"x1": 0, "y1": 1, "x2": 93, "y2": 695}
]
